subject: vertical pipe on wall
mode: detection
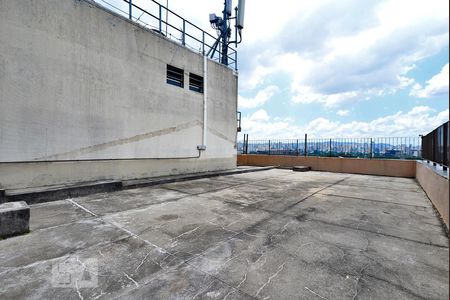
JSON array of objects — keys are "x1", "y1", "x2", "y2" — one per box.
[
  {"x1": 166, "y1": 0, "x2": 169, "y2": 35},
  {"x1": 202, "y1": 55, "x2": 208, "y2": 149}
]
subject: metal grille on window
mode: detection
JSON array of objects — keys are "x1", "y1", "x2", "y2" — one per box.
[
  {"x1": 167, "y1": 65, "x2": 184, "y2": 88},
  {"x1": 189, "y1": 73, "x2": 203, "y2": 93}
]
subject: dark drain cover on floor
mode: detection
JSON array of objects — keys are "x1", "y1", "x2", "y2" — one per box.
[{"x1": 292, "y1": 166, "x2": 311, "y2": 172}]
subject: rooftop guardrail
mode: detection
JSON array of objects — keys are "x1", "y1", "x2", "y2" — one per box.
[
  {"x1": 94, "y1": 0, "x2": 238, "y2": 70},
  {"x1": 238, "y1": 136, "x2": 422, "y2": 160},
  {"x1": 421, "y1": 121, "x2": 449, "y2": 169}
]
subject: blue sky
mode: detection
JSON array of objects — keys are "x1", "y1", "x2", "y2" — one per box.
[{"x1": 99, "y1": 0, "x2": 449, "y2": 138}]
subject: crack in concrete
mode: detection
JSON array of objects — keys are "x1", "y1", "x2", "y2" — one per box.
[
  {"x1": 123, "y1": 272, "x2": 139, "y2": 287},
  {"x1": 364, "y1": 273, "x2": 429, "y2": 300},
  {"x1": 255, "y1": 261, "x2": 286, "y2": 297},
  {"x1": 191, "y1": 280, "x2": 214, "y2": 300},
  {"x1": 309, "y1": 219, "x2": 449, "y2": 249},
  {"x1": 335, "y1": 182, "x2": 422, "y2": 193},
  {"x1": 75, "y1": 279, "x2": 84, "y2": 300},
  {"x1": 170, "y1": 226, "x2": 200, "y2": 242},
  {"x1": 352, "y1": 264, "x2": 370, "y2": 300},
  {"x1": 134, "y1": 251, "x2": 152, "y2": 273},
  {"x1": 304, "y1": 286, "x2": 328, "y2": 299},
  {"x1": 317, "y1": 192, "x2": 430, "y2": 209}
]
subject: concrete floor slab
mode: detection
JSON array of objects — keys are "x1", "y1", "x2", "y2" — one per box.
[
  {"x1": 277, "y1": 220, "x2": 448, "y2": 299},
  {"x1": 211, "y1": 169, "x2": 295, "y2": 184},
  {"x1": 113, "y1": 262, "x2": 255, "y2": 299},
  {"x1": 319, "y1": 183, "x2": 432, "y2": 208},
  {"x1": 188, "y1": 232, "x2": 357, "y2": 300},
  {"x1": 30, "y1": 200, "x2": 95, "y2": 231},
  {"x1": 0, "y1": 170, "x2": 448, "y2": 299},
  {"x1": 0, "y1": 236, "x2": 184, "y2": 299},
  {"x1": 338, "y1": 178, "x2": 423, "y2": 192},
  {"x1": 100, "y1": 196, "x2": 272, "y2": 261},
  {"x1": 201, "y1": 182, "x2": 326, "y2": 214},
  {"x1": 343, "y1": 174, "x2": 417, "y2": 184},
  {"x1": 72, "y1": 187, "x2": 188, "y2": 216},
  {"x1": 285, "y1": 193, "x2": 448, "y2": 246},
  {"x1": 0, "y1": 218, "x2": 127, "y2": 270},
  {"x1": 160, "y1": 178, "x2": 238, "y2": 195}
]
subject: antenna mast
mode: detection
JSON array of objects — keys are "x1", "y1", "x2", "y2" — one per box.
[{"x1": 208, "y1": 0, "x2": 245, "y2": 66}]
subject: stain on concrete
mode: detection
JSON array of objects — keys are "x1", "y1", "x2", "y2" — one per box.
[
  {"x1": 156, "y1": 214, "x2": 179, "y2": 221},
  {"x1": 36, "y1": 120, "x2": 202, "y2": 160},
  {"x1": 0, "y1": 169, "x2": 448, "y2": 299}
]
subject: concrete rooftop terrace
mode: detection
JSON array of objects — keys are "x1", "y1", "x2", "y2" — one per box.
[{"x1": 0, "y1": 169, "x2": 448, "y2": 299}]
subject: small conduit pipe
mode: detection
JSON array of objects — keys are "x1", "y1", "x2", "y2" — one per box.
[{"x1": 198, "y1": 54, "x2": 208, "y2": 152}]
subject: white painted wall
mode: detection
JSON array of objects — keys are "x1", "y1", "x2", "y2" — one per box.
[{"x1": 0, "y1": 0, "x2": 237, "y2": 188}]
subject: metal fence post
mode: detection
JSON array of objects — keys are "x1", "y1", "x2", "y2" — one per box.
[
  {"x1": 159, "y1": 4, "x2": 162, "y2": 33},
  {"x1": 246, "y1": 134, "x2": 249, "y2": 154},
  {"x1": 444, "y1": 123, "x2": 449, "y2": 170},
  {"x1": 329, "y1": 139, "x2": 332, "y2": 157},
  {"x1": 129, "y1": 0, "x2": 132, "y2": 20},
  {"x1": 304, "y1": 134, "x2": 307, "y2": 156},
  {"x1": 243, "y1": 134, "x2": 248, "y2": 154},
  {"x1": 433, "y1": 130, "x2": 437, "y2": 166},
  {"x1": 268, "y1": 140, "x2": 271, "y2": 155},
  {"x1": 182, "y1": 20, "x2": 186, "y2": 45},
  {"x1": 202, "y1": 31, "x2": 205, "y2": 55},
  {"x1": 370, "y1": 138, "x2": 373, "y2": 159},
  {"x1": 296, "y1": 139, "x2": 299, "y2": 156}
]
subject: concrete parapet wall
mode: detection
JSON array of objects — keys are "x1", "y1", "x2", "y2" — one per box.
[
  {"x1": 415, "y1": 162, "x2": 449, "y2": 229},
  {"x1": 237, "y1": 155, "x2": 416, "y2": 178}
]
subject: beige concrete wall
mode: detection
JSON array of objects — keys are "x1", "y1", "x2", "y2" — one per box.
[
  {"x1": 0, "y1": 0, "x2": 237, "y2": 188},
  {"x1": 415, "y1": 162, "x2": 449, "y2": 229},
  {"x1": 237, "y1": 155, "x2": 416, "y2": 178},
  {"x1": 0, "y1": 157, "x2": 236, "y2": 189}
]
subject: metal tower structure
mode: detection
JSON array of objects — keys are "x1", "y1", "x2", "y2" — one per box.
[{"x1": 208, "y1": 0, "x2": 245, "y2": 66}]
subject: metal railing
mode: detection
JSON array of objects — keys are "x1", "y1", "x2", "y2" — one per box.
[
  {"x1": 421, "y1": 121, "x2": 449, "y2": 169},
  {"x1": 94, "y1": 0, "x2": 238, "y2": 70},
  {"x1": 238, "y1": 136, "x2": 422, "y2": 160}
]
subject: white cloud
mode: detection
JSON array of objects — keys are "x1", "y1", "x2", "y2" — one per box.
[
  {"x1": 243, "y1": 109, "x2": 294, "y2": 138},
  {"x1": 248, "y1": 109, "x2": 270, "y2": 122},
  {"x1": 337, "y1": 110, "x2": 350, "y2": 117},
  {"x1": 104, "y1": 0, "x2": 448, "y2": 108},
  {"x1": 238, "y1": 85, "x2": 279, "y2": 109},
  {"x1": 238, "y1": 0, "x2": 449, "y2": 107},
  {"x1": 410, "y1": 63, "x2": 449, "y2": 98},
  {"x1": 242, "y1": 106, "x2": 449, "y2": 139}
]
